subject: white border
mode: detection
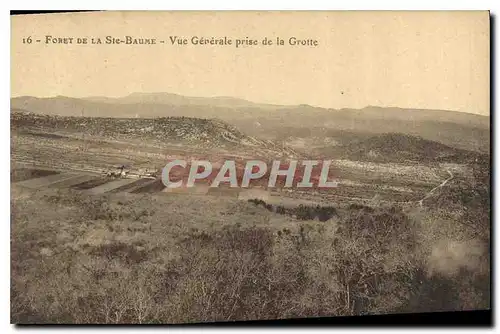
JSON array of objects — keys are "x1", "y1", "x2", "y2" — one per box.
[
  {"x1": 4, "y1": 1, "x2": 497, "y2": 333},
  {"x1": 4, "y1": 1, "x2": 498, "y2": 10}
]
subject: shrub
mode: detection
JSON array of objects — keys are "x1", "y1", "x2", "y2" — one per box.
[{"x1": 247, "y1": 200, "x2": 337, "y2": 222}]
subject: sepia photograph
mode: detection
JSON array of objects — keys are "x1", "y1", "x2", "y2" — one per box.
[{"x1": 10, "y1": 10, "x2": 491, "y2": 324}]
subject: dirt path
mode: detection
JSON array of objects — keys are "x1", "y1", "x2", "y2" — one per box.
[
  {"x1": 85, "y1": 178, "x2": 143, "y2": 195},
  {"x1": 282, "y1": 169, "x2": 455, "y2": 207},
  {"x1": 417, "y1": 169, "x2": 454, "y2": 207}
]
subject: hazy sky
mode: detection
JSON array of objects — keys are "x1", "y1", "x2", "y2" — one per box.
[{"x1": 11, "y1": 11, "x2": 490, "y2": 115}]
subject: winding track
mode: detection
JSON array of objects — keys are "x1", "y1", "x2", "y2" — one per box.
[{"x1": 417, "y1": 169, "x2": 454, "y2": 207}]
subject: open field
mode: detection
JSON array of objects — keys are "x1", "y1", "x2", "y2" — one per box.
[{"x1": 11, "y1": 119, "x2": 464, "y2": 207}]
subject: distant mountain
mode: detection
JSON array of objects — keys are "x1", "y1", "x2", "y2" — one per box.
[
  {"x1": 315, "y1": 133, "x2": 482, "y2": 163},
  {"x1": 245, "y1": 107, "x2": 490, "y2": 153},
  {"x1": 10, "y1": 95, "x2": 272, "y2": 120},
  {"x1": 11, "y1": 94, "x2": 489, "y2": 127},
  {"x1": 10, "y1": 94, "x2": 490, "y2": 153},
  {"x1": 84, "y1": 92, "x2": 284, "y2": 109}
]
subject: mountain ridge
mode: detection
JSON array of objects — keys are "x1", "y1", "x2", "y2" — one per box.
[
  {"x1": 11, "y1": 111, "x2": 298, "y2": 158},
  {"x1": 11, "y1": 93, "x2": 489, "y2": 118},
  {"x1": 10, "y1": 94, "x2": 490, "y2": 153}
]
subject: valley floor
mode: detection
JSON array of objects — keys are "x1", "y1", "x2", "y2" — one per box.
[{"x1": 11, "y1": 128, "x2": 460, "y2": 207}]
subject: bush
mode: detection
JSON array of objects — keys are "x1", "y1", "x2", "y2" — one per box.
[
  {"x1": 248, "y1": 199, "x2": 337, "y2": 222},
  {"x1": 11, "y1": 188, "x2": 489, "y2": 323}
]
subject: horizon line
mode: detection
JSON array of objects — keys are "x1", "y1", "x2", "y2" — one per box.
[{"x1": 10, "y1": 92, "x2": 489, "y2": 117}]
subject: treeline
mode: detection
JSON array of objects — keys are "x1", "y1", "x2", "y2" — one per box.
[{"x1": 248, "y1": 198, "x2": 337, "y2": 222}]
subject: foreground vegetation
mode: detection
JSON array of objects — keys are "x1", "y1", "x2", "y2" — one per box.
[{"x1": 11, "y1": 178, "x2": 490, "y2": 323}]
